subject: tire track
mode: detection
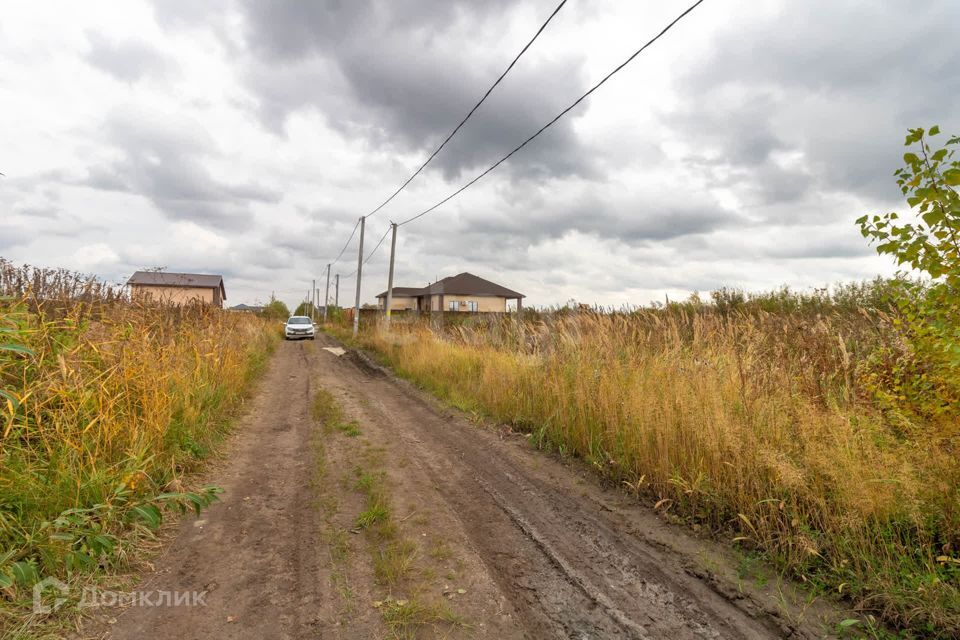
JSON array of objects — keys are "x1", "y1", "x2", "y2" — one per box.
[{"x1": 312, "y1": 333, "x2": 825, "y2": 639}]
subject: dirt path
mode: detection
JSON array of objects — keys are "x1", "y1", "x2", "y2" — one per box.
[
  {"x1": 96, "y1": 338, "x2": 843, "y2": 639},
  {"x1": 101, "y1": 342, "x2": 330, "y2": 639}
]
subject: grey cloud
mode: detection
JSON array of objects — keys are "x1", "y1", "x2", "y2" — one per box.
[
  {"x1": 668, "y1": 0, "x2": 960, "y2": 207},
  {"x1": 79, "y1": 110, "x2": 282, "y2": 229},
  {"x1": 665, "y1": 93, "x2": 817, "y2": 208},
  {"x1": 256, "y1": 217, "x2": 388, "y2": 287},
  {"x1": 387, "y1": 197, "x2": 737, "y2": 289},
  {"x1": 84, "y1": 32, "x2": 177, "y2": 83},
  {"x1": 13, "y1": 204, "x2": 60, "y2": 219},
  {"x1": 761, "y1": 234, "x2": 874, "y2": 260},
  {"x1": 449, "y1": 187, "x2": 739, "y2": 253},
  {"x1": 148, "y1": 0, "x2": 233, "y2": 31},
  {"x1": 0, "y1": 226, "x2": 28, "y2": 250},
  {"x1": 239, "y1": 0, "x2": 515, "y2": 63},
  {"x1": 236, "y1": 0, "x2": 592, "y2": 180}
]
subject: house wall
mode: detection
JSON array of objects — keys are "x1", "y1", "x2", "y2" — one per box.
[
  {"x1": 378, "y1": 295, "x2": 418, "y2": 311},
  {"x1": 429, "y1": 294, "x2": 507, "y2": 313},
  {"x1": 132, "y1": 285, "x2": 216, "y2": 306}
]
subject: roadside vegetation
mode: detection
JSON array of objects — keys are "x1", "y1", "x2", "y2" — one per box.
[
  {"x1": 330, "y1": 128, "x2": 960, "y2": 637},
  {"x1": 0, "y1": 260, "x2": 277, "y2": 634}
]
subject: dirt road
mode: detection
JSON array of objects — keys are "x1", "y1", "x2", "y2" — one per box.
[{"x1": 99, "y1": 337, "x2": 842, "y2": 639}]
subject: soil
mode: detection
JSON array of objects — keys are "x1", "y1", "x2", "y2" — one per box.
[{"x1": 88, "y1": 337, "x2": 847, "y2": 639}]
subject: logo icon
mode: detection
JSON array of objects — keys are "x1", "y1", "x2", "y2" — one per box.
[{"x1": 33, "y1": 577, "x2": 69, "y2": 614}]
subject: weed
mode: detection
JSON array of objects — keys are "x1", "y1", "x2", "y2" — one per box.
[
  {"x1": 735, "y1": 552, "x2": 770, "y2": 589},
  {"x1": 354, "y1": 471, "x2": 378, "y2": 492},
  {"x1": 356, "y1": 502, "x2": 390, "y2": 530},
  {"x1": 313, "y1": 389, "x2": 361, "y2": 436},
  {"x1": 0, "y1": 261, "x2": 275, "y2": 623},
  {"x1": 380, "y1": 597, "x2": 465, "y2": 640},
  {"x1": 324, "y1": 528, "x2": 350, "y2": 563},
  {"x1": 312, "y1": 388, "x2": 344, "y2": 430},
  {"x1": 336, "y1": 421, "x2": 362, "y2": 437},
  {"x1": 374, "y1": 540, "x2": 418, "y2": 586},
  {"x1": 428, "y1": 541, "x2": 453, "y2": 562}
]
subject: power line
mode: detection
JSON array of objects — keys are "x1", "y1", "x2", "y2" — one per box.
[
  {"x1": 341, "y1": 224, "x2": 392, "y2": 279},
  {"x1": 363, "y1": 0, "x2": 568, "y2": 221},
  {"x1": 323, "y1": 0, "x2": 568, "y2": 284},
  {"x1": 398, "y1": 0, "x2": 707, "y2": 227},
  {"x1": 330, "y1": 217, "x2": 361, "y2": 266},
  {"x1": 362, "y1": 224, "x2": 392, "y2": 265}
]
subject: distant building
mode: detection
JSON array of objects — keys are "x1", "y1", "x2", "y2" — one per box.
[
  {"x1": 127, "y1": 271, "x2": 226, "y2": 307},
  {"x1": 228, "y1": 303, "x2": 264, "y2": 313},
  {"x1": 376, "y1": 272, "x2": 524, "y2": 313}
]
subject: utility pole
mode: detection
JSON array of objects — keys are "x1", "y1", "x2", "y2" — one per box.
[
  {"x1": 384, "y1": 222, "x2": 398, "y2": 329},
  {"x1": 311, "y1": 279, "x2": 316, "y2": 321},
  {"x1": 323, "y1": 263, "x2": 331, "y2": 323},
  {"x1": 335, "y1": 274, "x2": 339, "y2": 309},
  {"x1": 352, "y1": 216, "x2": 365, "y2": 337}
]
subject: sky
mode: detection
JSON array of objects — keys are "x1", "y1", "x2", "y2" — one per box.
[{"x1": 2, "y1": 0, "x2": 958, "y2": 310}]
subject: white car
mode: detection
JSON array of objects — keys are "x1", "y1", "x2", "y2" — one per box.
[{"x1": 284, "y1": 316, "x2": 316, "y2": 340}]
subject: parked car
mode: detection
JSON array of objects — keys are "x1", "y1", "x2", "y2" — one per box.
[{"x1": 284, "y1": 316, "x2": 316, "y2": 340}]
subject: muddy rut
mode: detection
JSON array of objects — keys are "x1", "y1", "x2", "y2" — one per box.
[{"x1": 98, "y1": 338, "x2": 842, "y2": 639}]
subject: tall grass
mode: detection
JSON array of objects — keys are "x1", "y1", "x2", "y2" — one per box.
[
  {"x1": 347, "y1": 295, "x2": 959, "y2": 637},
  {"x1": 0, "y1": 260, "x2": 277, "y2": 612}
]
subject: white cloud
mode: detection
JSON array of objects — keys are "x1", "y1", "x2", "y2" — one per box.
[
  {"x1": 71, "y1": 243, "x2": 120, "y2": 270},
  {"x1": 1, "y1": 0, "x2": 950, "y2": 310}
]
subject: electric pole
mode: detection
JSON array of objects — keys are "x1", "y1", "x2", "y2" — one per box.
[
  {"x1": 323, "y1": 263, "x2": 331, "y2": 323},
  {"x1": 311, "y1": 279, "x2": 316, "y2": 321},
  {"x1": 335, "y1": 274, "x2": 339, "y2": 309},
  {"x1": 384, "y1": 222, "x2": 398, "y2": 329},
  {"x1": 353, "y1": 216, "x2": 365, "y2": 337}
]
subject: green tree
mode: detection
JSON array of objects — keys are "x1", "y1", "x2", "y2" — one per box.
[
  {"x1": 260, "y1": 295, "x2": 290, "y2": 321},
  {"x1": 857, "y1": 125, "x2": 960, "y2": 284},
  {"x1": 856, "y1": 126, "x2": 960, "y2": 419},
  {"x1": 294, "y1": 302, "x2": 316, "y2": 317}
]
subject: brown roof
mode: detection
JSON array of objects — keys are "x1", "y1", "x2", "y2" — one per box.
[
  {"x1": 376, "y1": 273, "x2": 523, "y2": 299},
  {"x1": 127, "y1": 271, "x2": 226, "y2": 300},
  {"x1": 375, "y1": 286, "x2": 426, "y2": 299}
]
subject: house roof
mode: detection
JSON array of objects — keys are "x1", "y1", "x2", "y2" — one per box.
[
  {"x1": 229, "y1": 303, "x2": 262, "y2": 311},
  {"x1": 374, "y1": 287, "x2": 427, "y2": 298},
  {"x1": 127, "y1": 271, "x2": 226, "y2": 299},
  {"x1": 375, "y1": 273, "x2": 523, "y2": 299}
]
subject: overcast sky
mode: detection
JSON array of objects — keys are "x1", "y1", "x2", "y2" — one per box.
[{"x1": 2, "y1": 1, "x2": 958, "y2": 309}]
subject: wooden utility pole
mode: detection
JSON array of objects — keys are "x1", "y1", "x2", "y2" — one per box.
[
  {"x1": 311, "y1": 279, "x2": 316, "y2": 321},
  {"x1": 335, "y1": 274, "x2": 339, "y2": 309},
  {"x1": 352, "y1": 216, "x2": 365, "y2": 337},
  {"x1": 384, "y1": 223, "x2": 398, "y2": 329},
  {"x1": 323, "y1": 263, "x2": 331, "y2": 323},
  {"x1": 516, "y1": 296, "x2": 525, "y2": 346}
]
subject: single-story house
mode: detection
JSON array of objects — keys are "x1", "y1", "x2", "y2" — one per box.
[
  {"x1": 127, "y1": 271, "x2": 227, "y2": 307},
  {"x1": 376, "y1": 272, "x2": 524, "y2": 313}
]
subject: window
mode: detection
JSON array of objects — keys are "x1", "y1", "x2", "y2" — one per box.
[
  {"x1": 449, "y1": 300, "x2": 458, "y2": 312},
  {"x1": 467, "y1": 301, "x2": 478, "y2": 313}
]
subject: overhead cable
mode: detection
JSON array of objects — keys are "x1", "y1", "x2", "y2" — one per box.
[{"x1": 397, "y1": 0, "x2": 707, "y2": 227}]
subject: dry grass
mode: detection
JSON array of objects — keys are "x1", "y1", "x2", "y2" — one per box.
[
  {"x1": 343, "y1": 303, "x2": 959, "y2": 637},
  {"x1": 0, "y1": 260, "x2": 276, "y2": 628}
]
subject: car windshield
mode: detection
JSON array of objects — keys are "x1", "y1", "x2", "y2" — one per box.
[{"x1": 287, "y1": 317, "x2": 312, "y2": 325}]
